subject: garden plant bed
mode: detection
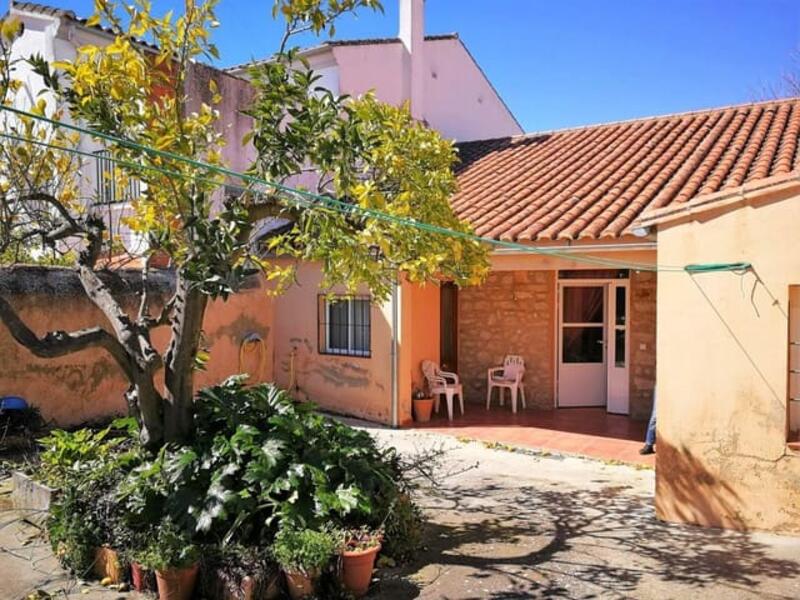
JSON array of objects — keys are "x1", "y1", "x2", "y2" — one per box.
[{"x1": 11, "y1": 470, "x2": 54, "y2": 527}]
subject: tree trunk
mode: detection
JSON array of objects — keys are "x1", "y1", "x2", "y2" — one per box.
[
  {"x1": 163, "y1": 272, "x2": 208, "y2": 443},
  {"x1": 127, "y1": 375, "x2": 166, "y2": 450}
]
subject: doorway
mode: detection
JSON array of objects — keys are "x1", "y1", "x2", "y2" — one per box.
[
  {"x1": 440, "y1": 283, "x2": 458, "y2": 373},
  {"x1": 557, "y1": 279, "x2": 630, "y2": 414}
]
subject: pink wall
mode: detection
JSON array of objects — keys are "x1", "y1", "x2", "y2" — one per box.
[{"x1": 332, "y1": 38, "x2": 522, "y2": 142}]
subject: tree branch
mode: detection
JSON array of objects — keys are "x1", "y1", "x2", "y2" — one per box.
[{"x1": 0, "y1": 295, "x2": 134, "y2": 379}]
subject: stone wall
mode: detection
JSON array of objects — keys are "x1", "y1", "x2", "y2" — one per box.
[
  {"x1": 458, "y1": 270, "x2": 556, "y2": 408},
  {"x1": 629, "y1": 271, "x2": 657, "y2": 420}
]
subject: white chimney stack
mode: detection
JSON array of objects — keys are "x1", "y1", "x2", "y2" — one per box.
[{"x1": 399, "y1": 0, "x2": 424, "y2": 120}]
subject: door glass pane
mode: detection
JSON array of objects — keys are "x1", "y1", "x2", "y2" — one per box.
[
  {"x1": 562, "y1": 326, "x2": 604, "y2": 363},
  {"x1": 563, "y1": 286, "x2": 604, "y2": 324},
  {"x1": 615, "y1": 329, "x2": 626, "y2": 367},
  {"x1": 615, "y1": 286, "x2": 626, "y2": 326}
]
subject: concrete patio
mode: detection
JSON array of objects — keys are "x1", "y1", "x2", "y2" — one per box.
[{"x1": 413, "y1": 406, "x2": 654, "y2": 467}]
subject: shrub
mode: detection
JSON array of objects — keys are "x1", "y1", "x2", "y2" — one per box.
[
  {"x1": 272, "y1": 526, "x2": 338, "y2": 574},
  {"x1": 47, "y1": 485, "x2": 99, "y2": 575},
  {"x1": 133, "y1": 519, "x2": 199, "y2": 571},
  {"x1": 118, "y1": 377, "x2": 416, "y2": 553}
]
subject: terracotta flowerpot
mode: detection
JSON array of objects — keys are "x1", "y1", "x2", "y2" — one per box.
[
  {"x1": 284, "y1": 568, "x2": 318, "y2": 600},
  {"x1": 340, "y1": 544, "x2": 381, "y2": 598},
  {"x1": 155, "y1": 563, "x2": 199, "y2": 600},
  {"x1": 131, "y1": 562, "x2": 156, "y2": 593},
  {"x1": 413, "y1": 398, "x2": 434, "y2": 422},
  {"x1": 93, "y1": 546, "x2": 123, "y2": 584}
]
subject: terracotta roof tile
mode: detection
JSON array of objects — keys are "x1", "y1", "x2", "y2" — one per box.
[{"x1": 453, "y1": 98, "x2": 800, "y2": 240}]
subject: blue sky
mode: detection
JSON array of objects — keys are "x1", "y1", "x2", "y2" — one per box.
[{"x1": 45, "y1": 1, "x2": 800, "y2": 132}]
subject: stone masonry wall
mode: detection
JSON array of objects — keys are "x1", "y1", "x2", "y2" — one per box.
[
  {"x1": 629, "y1": 270, "x2": 657, "y2": 420},
  {"x1": 458, "y1": 271, "x2": 556, "y2": 408}
]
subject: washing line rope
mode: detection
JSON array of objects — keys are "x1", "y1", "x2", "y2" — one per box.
[{"x1": 0, "y1": 103, "x2": 749, "y2": 274}]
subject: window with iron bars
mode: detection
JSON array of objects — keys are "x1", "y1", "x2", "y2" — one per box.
[
  {"x1": 318, "y1": 295, "x2": 371, "y2": 357},
  {"x1": 95, "y1": 149, "x2": 141, "y2": 204}
]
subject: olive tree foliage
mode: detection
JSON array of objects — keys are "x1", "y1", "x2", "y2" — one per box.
[{"x1": 0, "y1": 0, "x2": 489, "y2": 450}]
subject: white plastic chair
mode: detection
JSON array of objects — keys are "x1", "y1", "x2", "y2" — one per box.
[
  {"x1": 487, "y1": 355, "x2": 526, "y2": 413},
  {"x1": 422, "y1": 360, "x2": 464, "y2": 421}
]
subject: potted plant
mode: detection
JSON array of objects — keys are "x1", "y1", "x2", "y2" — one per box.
[
  {"x1": 201, "y1": 544, "x2": 280, "y2": 600},
  {"x1": 272, "y1": 526, "x2": 337, "y2": 600},
  {"x1": 134, "y1": 521, "x2": 200, "y2": 600},
  {"x1": 339, "y1": 527, "x2": 382, "y2": 598},
  {"x1": 412, "y1": 389, "x2": 434, "y2": 423}
]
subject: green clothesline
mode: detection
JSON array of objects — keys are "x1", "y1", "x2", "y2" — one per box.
[{"x1": 0, "y1": 103, "x2": 752, "y2": 276}]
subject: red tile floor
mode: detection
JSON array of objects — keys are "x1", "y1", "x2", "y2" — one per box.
[{"x1": 413, "y1": 404, "x2": 655, "y2": 467}]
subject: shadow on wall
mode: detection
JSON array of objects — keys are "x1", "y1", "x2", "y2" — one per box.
[
  {"x1": 655, "y1": 441, "x2": 745, "y2": 531},
  {"x1": 371, "y1": 471, "x2": 799, "y2": 598}
]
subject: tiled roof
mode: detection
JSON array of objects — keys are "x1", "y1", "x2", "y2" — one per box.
[{"x1": 452, "y1": 98, "x2": 800, "y2": 241}]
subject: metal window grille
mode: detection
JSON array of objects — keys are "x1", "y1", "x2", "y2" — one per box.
[
  {"x1": 95, "y1": 149, "x2": 141, "y2": 204},
  {"x1": 318, "y1": 295, "x2": 371, "y2": 357}
]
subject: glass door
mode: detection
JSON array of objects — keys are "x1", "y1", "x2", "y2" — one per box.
[{"x1": 558, "y1": 284, "x2": 607, "y2": 407}]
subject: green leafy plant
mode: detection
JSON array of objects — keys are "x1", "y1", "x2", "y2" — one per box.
[
  {"x1": 341, "y1": 526, "x2": 382, "y2": 552},
  {"x1": 117, "y1": 377, "x2": 414, "y2": 553},
  {"x1": 133, "y1": 519, "x2": 199, "y2": 571},
  {"x1": 37, "y1": 417, "x2": 140, "y2": 488},
  {"x1": 272, "y1": 526, "x2": 337, "y2": 574},
  {"x1": 47, "y1": 485, "x2": 100, "y2": 575},
  {"x1": 382, "y1": 493, "x2": 424, "y2": 562}
]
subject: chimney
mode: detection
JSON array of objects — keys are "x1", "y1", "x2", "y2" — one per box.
[{"x1": 399, "y1": 0, "x2": 424, "y2": 120}]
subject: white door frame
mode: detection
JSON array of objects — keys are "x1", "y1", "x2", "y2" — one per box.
[{"x1": 556, "y1": 278, "x2": 631, "y2": 412}]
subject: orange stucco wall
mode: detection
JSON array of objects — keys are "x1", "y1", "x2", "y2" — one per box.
[
  {"x1": 0, "y1": 268, "x2": 273, "y2": 426},
  {"x1": 271, "y1": 260, "x2": 395, "y2": 424},
  {"x1": 655, "y1": 189, "x2": 800, "y2": 533}
]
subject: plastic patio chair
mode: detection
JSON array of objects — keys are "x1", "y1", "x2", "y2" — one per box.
[
  {"x1": 421, "y1": 360, "x2": 464, "y2": 421},
  {"x1": 486, "y1": 355, "x2": 527, "y2": 413}
]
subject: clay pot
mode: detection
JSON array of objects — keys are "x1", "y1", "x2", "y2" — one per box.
[
  {"x1": 93, "y1": 546, "x2": 123, "y2": 584},
  {"x1": 131, "y1": 562, "x2": 156, "y2": 593},
  {"x1": 413, "y1": 398, "x2": 434, "y2": 422},
  {"x1": 284, "y1": 568, "x2": 318, "y2": 600},
  {"x1": 340, "y1": 544, "x2": 380, "y2": 598},
  {"x1": 155, "y1": 563, "x2": 199, "y2": 600}
]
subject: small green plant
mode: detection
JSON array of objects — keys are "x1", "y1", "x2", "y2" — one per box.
[
  {"x1": 272, "y1": 526, "x2": 337, "y2": 574},
  {"x1": 47, "y1": 485, "x2": 99, "y2": 575},
  {"x1": 381, "y1": 494, "x2": 423, "y2": 562},
  {"x1": 341, "y1": 526, "x2": 382, "y2": 552},
  {"x1": 37, "y1": 417, "x2": 139, "y2": 488},
  {"x1": 133, "y1": 520, "x2": 199, "y2": 571}
]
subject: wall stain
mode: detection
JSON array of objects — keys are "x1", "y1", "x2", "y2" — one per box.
[{"x1": 209, "y1": 315, "x2": 269, "y2": 344}]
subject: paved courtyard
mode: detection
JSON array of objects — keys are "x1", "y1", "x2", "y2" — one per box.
[
  {"x1": 3, "y1": 424, "x2": 800, "y2": 599},
  {"x1": 364, "y1": 425, "x2": 800, "y2": 599}
]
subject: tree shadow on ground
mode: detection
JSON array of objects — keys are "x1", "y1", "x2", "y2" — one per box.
[{"x1": 371, "y1": 477, "x2": 800, "y2": 599}]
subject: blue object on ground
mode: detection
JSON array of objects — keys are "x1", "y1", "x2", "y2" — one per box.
[{"x1": 0, "y1": 396, "x2": 28, "y2": 411}]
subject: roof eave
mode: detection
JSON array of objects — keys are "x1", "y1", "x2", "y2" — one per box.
[{"x1": 636, "y1": 172, "x2": 800, "y2": 229}]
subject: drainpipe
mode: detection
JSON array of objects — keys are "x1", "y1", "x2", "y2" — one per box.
[{"x1": 390, "y1": 277, "x2": 400, "y2": 428}]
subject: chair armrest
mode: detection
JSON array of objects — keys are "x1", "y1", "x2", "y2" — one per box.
[
  {"x1": 429, "y1": 375, "x2": 448, "y2": 387},
  {"x1": 487, "y1": 367, "x2": 505, "y2": 378},
  {"x1": 440, "y1": 370, "x2": 460, "y2": 384}
]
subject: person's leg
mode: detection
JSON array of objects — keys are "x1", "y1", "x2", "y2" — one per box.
[{"x1": 640, "y1": 403, "x2": 656, "y2": 454}]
